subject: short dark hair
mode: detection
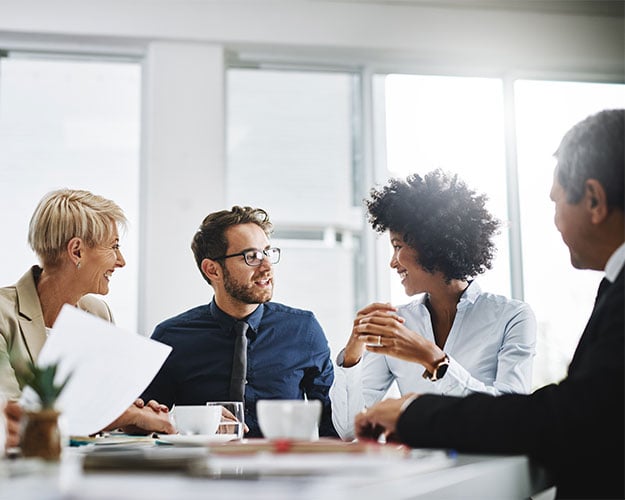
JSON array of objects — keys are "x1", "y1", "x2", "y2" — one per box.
[
  {"x1": 555, "y1": 109, "x2": 624, "y2": 210},
  {"x1": 191, "y1": 206, "x2": 273, "y2": 284},
  {"x1": 366, "y1": 169, "x2": 500, "y2": 282}
]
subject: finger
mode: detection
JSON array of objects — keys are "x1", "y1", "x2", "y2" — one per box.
[
  {"x1": 161, "y1": 421, "x2": 176, "y2": 434},
  {"x1": 5, "y1": 401, "x2": 22, "y2": 419},
  {"x1": 146, "y1": 400, "x2": 167, "y2": 412},
  {"x1": 354, "y1": 322, "x2": 386, "y2": 336},
  {"x1": 358, "y1": 312, "x2": 404, "y2": 325},
  {"x1": 358, "y1": 334, "x2": 383, "y2": 346},
  {"x1": 6, "y1": 428, "x2": 20, "y2": 448},
  {"x1": 7, "y1": 418, "x2": 20, "y2": 435},
  {"x1": 220, "y1": 407, "x2": 237, "y2": 420},
  {"x1": 357, "y1": 302, "x2": 397, "y2": 315},
  {"x1": 133, "y1": 398, "x2": 145, "y2": 408},
  {"x1": 355, "y1": 412, "x2": 383, "y2": 441}
]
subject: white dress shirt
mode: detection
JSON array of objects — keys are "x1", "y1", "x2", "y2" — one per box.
[
  {"x1": 330, "y1": 280, "x2": 537, "y2": 440},
  {"x1": 604, "y1": 242, "x2": 625, "y2": 282}
]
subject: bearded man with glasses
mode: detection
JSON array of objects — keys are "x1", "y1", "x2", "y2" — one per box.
[{"x1": 142, "y1": 206, "x2": 337, "y2": 438}]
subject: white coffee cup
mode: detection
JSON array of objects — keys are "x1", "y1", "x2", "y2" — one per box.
[
  {"x1": 256, "y1": 399, "x2": 322, "y2": 441},
  {"x1": 173, "y1": 405, "x2": 221, "y2": 435}
]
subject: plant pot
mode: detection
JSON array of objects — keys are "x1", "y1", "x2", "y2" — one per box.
[{"x1": 21, "y1": 409, "x2": 62, "y2": 460}]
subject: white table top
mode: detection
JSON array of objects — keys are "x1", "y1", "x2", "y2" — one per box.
[{"x1": 0, "y1": 441, "x2": 551, "y2": 500}]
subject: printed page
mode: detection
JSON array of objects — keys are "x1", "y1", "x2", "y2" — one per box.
[{"x1": 32, "y1": 304, "x2": 172, "y2": 436}]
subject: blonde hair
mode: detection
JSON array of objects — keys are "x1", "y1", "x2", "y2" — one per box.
[{"x1": 28, "y1": 189, "x2": 128, "y2": 267}]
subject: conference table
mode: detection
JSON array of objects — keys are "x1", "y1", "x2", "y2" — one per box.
[{"x1": 0, "y1": 437, "x2": 552, "y2": 499}]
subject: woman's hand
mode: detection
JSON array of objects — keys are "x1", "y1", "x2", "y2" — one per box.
[
  {"x1": 354, "y1": 311, "x2": 443, "y2": 372},
  {"x1": 342, "y1": 302, "x2": 401, "y2": 367}
]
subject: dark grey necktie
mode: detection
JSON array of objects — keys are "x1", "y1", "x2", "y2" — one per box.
[
  {"x1": 229, "y1": 321, "x2": 249, "y2": 402},
  {"x1": 595, "y1": 277, "x2": 611, "y2": 304}
]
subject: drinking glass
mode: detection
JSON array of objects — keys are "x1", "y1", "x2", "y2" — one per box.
[{"x1": 206, "y1": 401, "x2": 245, "y2": 440}]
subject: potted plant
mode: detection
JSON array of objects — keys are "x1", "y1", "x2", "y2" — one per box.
[{"x1": 15, "y1": 361, "x2": 71, "y2": 460}]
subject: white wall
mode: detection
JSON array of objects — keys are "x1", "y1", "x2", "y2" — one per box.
[
  {"x1": 0, "y1": 1, "x2": 622, "y2": 75},
  {"x1": 0, "y1": 0, "x2": 622, "y2": 333},
  {"x1": 139, "y1": 42, "x2": 225, "y2": 334}
]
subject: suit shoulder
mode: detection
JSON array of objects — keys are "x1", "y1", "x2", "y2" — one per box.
[
  {"x1": 78, "y1": 295, "x2": 113, "y2": 322},
  {"x1": 0, "y1": 284, "x2": 18, "y2": 308}
]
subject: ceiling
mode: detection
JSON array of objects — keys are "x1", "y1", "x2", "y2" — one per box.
[{"x1": 310, "y1": 0, "x2": 625, "y2": 17}]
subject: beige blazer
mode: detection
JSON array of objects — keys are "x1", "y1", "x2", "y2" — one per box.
[{"x1": 0, "y1": 266, "x2": 113, "y2": 399}]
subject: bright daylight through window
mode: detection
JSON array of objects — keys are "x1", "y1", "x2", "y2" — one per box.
[{"x1": 0, "y1": 55, "x2": 141, "y2": 331}]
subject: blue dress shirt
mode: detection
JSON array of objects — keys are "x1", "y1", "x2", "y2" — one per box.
[{"x1": 142, "y1": 298, "x2": 337, "y2": 438}]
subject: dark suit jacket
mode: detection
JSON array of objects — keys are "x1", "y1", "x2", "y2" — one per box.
[{"x1": 397, "y1": 268, "x2": 624, "y2": 499}]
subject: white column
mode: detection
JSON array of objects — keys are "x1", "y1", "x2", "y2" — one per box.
[{"x1": 139, "y1": 41, "x2": 225, "y2": 335}]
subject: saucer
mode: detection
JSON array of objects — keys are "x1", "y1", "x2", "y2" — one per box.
[{"x1": 156, "y1": 434, "x2": 238, "y2": 446}]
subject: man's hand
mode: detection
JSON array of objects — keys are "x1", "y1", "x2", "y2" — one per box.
[
  {"x1": 104, "y1": 399, "x2": 175, "y2": 435},
  {"x1": 133, "y1": 398, "x2": 169, "y2": 413},
  {"x1": 216, "y1": 405, "x2": 249, "y2": 434},
  {"x1": 354, "y1": 393, "x2": 418, "y2": 442}
]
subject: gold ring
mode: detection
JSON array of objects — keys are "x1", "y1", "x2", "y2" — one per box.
[{"x1": 377, "y1": 335, "x2": 382, "y2": 345}]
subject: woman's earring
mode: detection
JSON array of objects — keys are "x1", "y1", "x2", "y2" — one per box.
[{"x1": 76, "y1": 261, "x2": 81, "y2": 270}]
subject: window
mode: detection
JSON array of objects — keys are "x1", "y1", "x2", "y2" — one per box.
[
  {"x1": 515, "y1": 80, "x2": 625, "y2": 387},
  {"x1": 373, "y1": 74, "x2": 510, "y2": 304},
  {"x1": 227, "y1": 67, "x2": 365, "y2": 354},
  {"x1": 0, "y1": 54, "x2": 141, "y2": 331},
  {"x1": 374, "y1": 72, "x2": 624, "y2": 388}
]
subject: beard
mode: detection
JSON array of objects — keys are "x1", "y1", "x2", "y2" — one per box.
[{"x1": 222, "y1": 265, "x2": 273, "y2": 304}]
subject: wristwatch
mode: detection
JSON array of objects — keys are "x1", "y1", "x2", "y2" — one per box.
[
  {"x1": 336, "y1": 348, "x2": 346, "y2": 367},
  {"x1": 422, "y1": 354, "x2": 450, "y2": 382}
]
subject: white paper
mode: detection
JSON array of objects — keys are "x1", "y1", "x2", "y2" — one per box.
[{"x1": 33, "y1": 304, "x2": 172, "y2": 436}]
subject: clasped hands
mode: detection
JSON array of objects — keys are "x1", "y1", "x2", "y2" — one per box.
[
  {"x1": 105, "y1": 398, "x2": 175, "y2": 435},
  {"x1": 343, "y1": 302, "x2": 443, "y2": 368}
]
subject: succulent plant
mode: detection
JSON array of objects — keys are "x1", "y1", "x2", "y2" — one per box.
[{"x1": 14, "y1": 360, "x2": 72, "y2": 410}]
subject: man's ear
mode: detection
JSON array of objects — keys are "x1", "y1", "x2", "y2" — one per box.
[
  {"x1": 67, "y1": 237, "x2": 83, "y2": 266},
  {"x1": 201, "y1": 258, "x2": 221, "y2": 283},
  {"x1": 585, "y1": 179, "x2": 608, "y2": 224}
]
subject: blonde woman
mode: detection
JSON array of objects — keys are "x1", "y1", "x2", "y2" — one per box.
[{"x1": 0, "y1": 189, "x2": 174, "y2": 435}]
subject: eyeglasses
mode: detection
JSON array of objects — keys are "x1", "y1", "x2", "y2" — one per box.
[{"x1": 213, "y1": 247, "x2": 281, "y2": 267}]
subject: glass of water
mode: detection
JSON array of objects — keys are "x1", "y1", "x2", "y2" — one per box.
[{"x1": 206, "y1": 401, "x2": 245, "y2": 440}]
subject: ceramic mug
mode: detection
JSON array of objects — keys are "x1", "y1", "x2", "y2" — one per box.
[{"x1": 256, "y1": 399, "x2": 321, "y2": 441}]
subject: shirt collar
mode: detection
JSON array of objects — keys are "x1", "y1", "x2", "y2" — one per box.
[
  {"x1": 604, "y1": 242, "x2": 625, "y2": 283},
  {"x1": 460, "y1": 280, "x2": 481, "y2": 305},
  {"x1": 412, "y1": 280, "x2": 480, "y2": 307},
  {"x1": 209, "y1": 298, "x2": 264, "y2": 336}
]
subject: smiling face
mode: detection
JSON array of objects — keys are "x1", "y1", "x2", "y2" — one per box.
[
  {"x1": 219, "y1": 223, "x2": 274, "y2": 305},
  {"x1": 389, "y1": 231, "x2": 437, "y2": 296},
  {"x1": 80, "y1": 229, "x2": 126, "y2": 295}
]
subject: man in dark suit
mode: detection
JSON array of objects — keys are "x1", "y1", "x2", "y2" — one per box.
[{"x1": 354, "y1": 109, "x2": 624, "y2": 500}]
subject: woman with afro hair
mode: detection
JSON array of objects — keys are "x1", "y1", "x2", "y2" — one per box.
[{"x1": 331, "y1": 169, "x2": 536, "y2": 440}]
